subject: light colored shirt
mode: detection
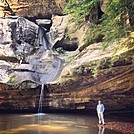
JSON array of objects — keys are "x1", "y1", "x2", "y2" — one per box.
[{"x1": 97, "y1": 104, "x2": 105, "y2": 113}]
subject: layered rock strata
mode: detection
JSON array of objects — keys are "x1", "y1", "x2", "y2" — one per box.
[{"x1": 0, "y1": 13, "x2": 133, "y2": 113}]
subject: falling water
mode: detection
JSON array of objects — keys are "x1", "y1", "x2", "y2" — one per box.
[
  {"x1": 38, "y1": 84, "x2": 44, "y2": 114},
  {"x1": 37, "y1": 27, "x2": 48, "y2": 134},
  {"x1": 37, "y1": 26, "x2": 62, "y2": 134},
  {"x1": 37, "y1": 84, "x2": 45, "y2": 134}
]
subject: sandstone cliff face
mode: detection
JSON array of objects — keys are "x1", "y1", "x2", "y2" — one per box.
[
  {"x1": 0, "y1": 15, "x2": 66, "y2": 112},
  {"x1": 46, "y1": 40, "x2": 134, "y2": 112},
  {"x1": 0, "y1": 1, "x2": 134, "y2": 113},
  {"x1": 0, "y1": 0, "x2": 67, "y2": 18},
  {"x1": 0, "y1": 86, "x2": 40, "y2": 112},
  {"x1": 0, "y1": 28, "x2": 134, "y2": 113}
]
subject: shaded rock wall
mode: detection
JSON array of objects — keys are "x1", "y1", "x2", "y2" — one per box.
[
  {"x1": 47, "y1": 66, "x2": 134, "y2": 112},
  {"x1": 1, "y1": 63, "x2": 133, "y2": 113},
  {"x1": 0, "y1": 86, "x2": 40, "y2": 112}
]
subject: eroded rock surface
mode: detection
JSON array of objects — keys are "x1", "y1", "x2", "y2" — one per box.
[
  {"x1": 0, "y1": 17, "x2": 62, "y2": 87},
  {"x1": 46, "y1": 40, "x2": 134, "y2": 112},
  {"x1": 0, "y1": 0, "x2": 67, "y2": 18},
  {"x1": 0, "y1": 13, "x2": 133, "y2": 113}
]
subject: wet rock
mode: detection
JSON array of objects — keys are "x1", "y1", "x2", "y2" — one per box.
[
  {"x1": 11, "y1": 71, "x2": 40, "y2": 84},
  {"x1": 36, "y1": 19, "x2": 51, "y2": 25},
  {"x1": 0, "y1": 17, "x2": 38, "y2": 60},
  {"x1": 14, "y1": 64, "x2": 34, "y2": 71},
  {"x1": 36, "y1": 50, "x2": 62, "y2": 84}
]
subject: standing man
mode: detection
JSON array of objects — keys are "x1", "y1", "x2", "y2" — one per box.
[{"x1": 97, "y1": 100, "x2": 105, "y2": 125}]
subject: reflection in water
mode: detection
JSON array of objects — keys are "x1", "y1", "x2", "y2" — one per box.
[
  {"x1": 98, "y1": 125, "x2": 105, "y2": 134},
  {"x1": 0, "y1": 114, "x2": 121, "y2": 134}
]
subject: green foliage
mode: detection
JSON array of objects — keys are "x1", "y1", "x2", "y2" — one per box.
[
  {"x1": 8, "y1": 76, "x2": 21, "y2": 89},
  {"x1": 64, "y1": 0, "x2": 134, "y2": 50},
  {"x1": 84, "y1": 0, "x2": 134, "y2": 50},
  {"x1": 84, "y1": 14, "x2": 128, "y2": 51},
  {"x1": 56, "y1": 47, "x2": 65, "y2": 54},
  {"x1": 12, "y1": 83, "x2": 20, "y2": 89},
  {"x1": 64, "y1": 0, "x2": 98, "y2": 24},
  {"x1": 106, "y1": 0, "x2": 134, "y2": 27},
  {"x1": 9, "y1": 76, "x2": 16, "y2": 83}
]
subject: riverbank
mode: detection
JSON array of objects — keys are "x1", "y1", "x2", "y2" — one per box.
[{"x1": 104, "y1": 122, "x2": 134, "y2": 134}]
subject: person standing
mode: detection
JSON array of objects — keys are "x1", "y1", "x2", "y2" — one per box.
[{"x1": 97, "y1": 100, "x2": 105, "y2": 125}]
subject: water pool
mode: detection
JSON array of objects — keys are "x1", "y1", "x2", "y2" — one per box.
[{"x1": 0, "y1": 113, "x2": 122, "y2": 134}]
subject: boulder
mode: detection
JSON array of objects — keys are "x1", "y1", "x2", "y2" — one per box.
[{"x1": 49, "y1": 15, "x2": 69, "y2": 46}]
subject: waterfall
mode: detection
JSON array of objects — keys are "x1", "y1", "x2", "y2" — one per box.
[
  {"x1": 38, "y1": 27, "x2": 49, "y2": 134},
  {"x1": 36, "y1": 25, "x2": 62, "y2": 134},
  {"x1": 37, "y1": 84, "x2": 45, "y2": 134},
  {"x1": 38, "y1": 28, "x2": 49, "y2": 51},
  {"x1": 38, "y1": 84, "x2": 44, "y2": 114},
  {"x1": 37, "y1": 27, "x2": 49, "y2": 115}
]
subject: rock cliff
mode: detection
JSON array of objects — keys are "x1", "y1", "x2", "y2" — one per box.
[
  {"x1": 0, "y1": 0, "x2": 134, "y2": 113},
  {"x1": 0, "y1": 0, "x2": 66, "y2": 18},
  {"x1": 47, "y1": 41, "x2": 134, "y2": 112}
]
